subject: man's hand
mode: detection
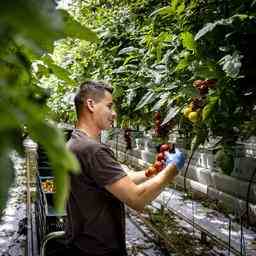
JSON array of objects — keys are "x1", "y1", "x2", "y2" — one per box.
[{"x1": 164, "y1": 148, "x2": 185, "y2": 171}]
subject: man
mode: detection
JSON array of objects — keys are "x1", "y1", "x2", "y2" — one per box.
[{"x1": 65, "y1": 80, "x2": 185, "y2": 256}]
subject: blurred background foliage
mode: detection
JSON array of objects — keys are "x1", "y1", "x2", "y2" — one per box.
[
  {"x1": 43, "y1": 0, "x2": 255, "y2": 175},
  {"x1": 0, "y1": 0, "x2": 98, "y2": 212}
]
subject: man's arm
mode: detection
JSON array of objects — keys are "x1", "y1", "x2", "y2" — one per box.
[
  {"x1": 122, "y1": 165, "x2": 149, "y2": 184},
  {"x1": 105, "y1": 149, "x2": 185, "y2": 212},
  {"x1": 105, "y1": 164, "x2": 178, "y2": 212}
]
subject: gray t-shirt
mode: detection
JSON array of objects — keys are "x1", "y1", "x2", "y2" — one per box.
[{"x1": 65, "y1": 129, "x2": 127, "y2": 255}]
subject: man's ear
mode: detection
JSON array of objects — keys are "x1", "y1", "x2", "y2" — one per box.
[{"x1": 86, "y1": 98, "x2": 95, "y2": 112}]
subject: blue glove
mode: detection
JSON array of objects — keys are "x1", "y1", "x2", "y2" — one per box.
[{"x1": 165, "y1": 148, "x2": 185, "y2": 171}]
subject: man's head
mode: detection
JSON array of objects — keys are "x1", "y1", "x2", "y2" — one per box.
[
  {"x1": 74, "y1": 80, "x2": 116, "y2": 130},
  {"x1": 74, "y1": 80, "x2": 113, "y2": 118}
]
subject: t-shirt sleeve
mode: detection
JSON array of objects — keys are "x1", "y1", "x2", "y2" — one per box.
[{"x1": 91, "y1": 146, "x2": 127, "y2": 187}]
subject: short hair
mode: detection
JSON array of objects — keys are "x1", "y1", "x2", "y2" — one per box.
[{"x1": 74, "y1": 80, "x2": 113, "y2": 118}]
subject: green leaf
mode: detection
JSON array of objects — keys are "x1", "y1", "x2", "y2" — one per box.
[
  {"x1": 151, "y1": 93, "x2": 169, "y2": 111},
  {"x1": 195, "y1": 14, "x2": 253, "y2": 41},
  {"x1": 123, "y1": 54, "x2": 138, "y2": 65},
  {"x1": 180, "y1": 32, "x2": 197, "y2": 52},
  {"x1": 177, "y1": 2, "x2": 185, "y2": 15},
  {"x1": 0, "y1": 0, "x2": 59, "y2": 52},
  {"x1": 135, "y1": 91, "x2": 156, "y2": 111},
  {"x1": 202, "y1": 96, "x2": 219, "y2": 121},
  {"x1": 161, "y1": 106, "x2": 179, "y2": 125},
  {"x1": 0, "y1": 154, "x2": 15, "y2": 211},
  {"x1": 118, "y1": 47, "x2": 138, "y2": 55},
  {"x1": 218, "y1": 52, "x2": 243, "y2": 78},
  {"x1": 171, "y1": 0, "x2": 179, "y2": 10},
  {"x1": 150, "y1": 6, "x2": 175, "y2": 17},
  {"x1": 190, "y1": 127, "x2": 208, "y2": 152},
  {"x1": 175, "y1": 58, "x2": 189, "y2": 71},
  {"x1": 126, "y1": 89, "x2": 137, "y2": 106},
  {"x1": 112, "y1": 66, "x2": 126, "y2": 74},
  {"x1": 57, "y1": 9, "x2": 98, "y2": 43},
  {"x1": 28, "y1": 121, "x2": 79, "y2": 212},
  {"x1": 41, "y1": 55, "x2": 75, "y2": 84},
  {"x1": 195, "y1": 22, "x2": 218, "y2": 41}
]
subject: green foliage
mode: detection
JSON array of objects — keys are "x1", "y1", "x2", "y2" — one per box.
[
  {"x1": 214, "y1": 146, "x2": 234, "y2": 175},
  {"x1": 44, "y1": 0, "x2": 255, "y2": 175},
  {"x1": 0, "y1": 0, "x2": 98, "y2": 212},
  {"x1": 0, "y1": 155, "x2": 15, "y2": 213}
]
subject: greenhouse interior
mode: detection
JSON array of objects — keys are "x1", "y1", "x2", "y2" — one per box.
[{"x1": 0, "y1": 0, "x2": 255, "y2": 256}]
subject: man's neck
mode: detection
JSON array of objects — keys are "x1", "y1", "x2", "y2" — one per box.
[{"x1": 76, "y1": 122, "x2": 101, "y2": 141}]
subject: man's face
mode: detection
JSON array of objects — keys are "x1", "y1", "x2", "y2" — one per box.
[{"x1": 93, "y1": 90, "x2": 116, "y2": 130}]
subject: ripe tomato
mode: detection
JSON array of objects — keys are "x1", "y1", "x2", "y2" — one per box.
[
  {"x1": 154, "y1": 161, "x2": 163, "y2": 172},
  {"x1": 160, "y1": 143, "x2": 170, "y2": 152},
  {"x1": 193, "y1": 80, "x2": 204, "y2": 87},
  {"x1": 145, "y1": 169, "x2": 151, "y2": 177},
  {"x1": 205, "y1": 79, "x2": 217, "y2": 88},
  {"x1": 155, "y1": 119, "x2": 161, "y2": 126},
  {"x1": 156, "y1": 152, "x2": 164, "y2": 161},
  {"x1": 145, "y1": 166, "x2": 157, "y2": 177},
  {"x1": 154, "y1": 112, "x2": 161, "y2": 120}
]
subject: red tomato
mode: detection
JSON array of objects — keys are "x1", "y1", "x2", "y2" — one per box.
[
  {"x1": 193, "y1": 80, "x2": 204, "y2": 87},
  {"x1": 205, "y1": 79, "x2": 217, "y2": 88},
  {"x1": 154, "y1": 112, "x2": 161, "y2": 120},
  {"x1": 156, "y1": 152, "x2": 164, "y2": 161},
  {"x1": 160, "y1": 144, "x2": 170, "y2": 152},
  {"x1": 145, "y1": 166, "x2": 157, "y2": 177},
  {"x1": 154, "y1": 161, "x2": 163, "y2": 172},
  {"x1": 155, "y1": 120, "x2": 161, "y2": 125}
]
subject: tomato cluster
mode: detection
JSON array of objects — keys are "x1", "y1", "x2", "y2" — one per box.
[
  {"x1": 124, "y1": 128, "x2": 132, "y2": 150},
  {"x1": 145, "y1": 143, "x2": 174, "y2": 177},
  {"x1": 193, "y1": 79, "x2": 216, "y2": 95},
  {"x1": 183, "y1": 79, "x2": 217, "y2": 123},
  {"x1": 183, "y1": 98, "x2": 202, "y2": 123},
  {"x1": 154, "y1": 112, "x2": 172, "y2": 137},
  {"x1": 154, "y1": 111, "x2": 162, "y2": 136}
]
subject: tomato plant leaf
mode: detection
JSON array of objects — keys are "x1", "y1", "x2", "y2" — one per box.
[
  {"x1": 180, "y1": 32, "x2": 197, "y2": 52},
  {"x1": 202, "y1": 96, "x2": 219, "y2": 121},
  {"x1": 57, "y1": 9, "x2": 98, "y2": 42},
  {"x1": 218, "y1": 51, "x2": 243, "y2": 78},
  {"x1": 135, "y1": 91, "x2": 157, "y2": 111},
  {"x1": 118, "y1": 47, "x2": 138, "y2": 55},
  {"x1": 41, "y1": 55, "x2": 75, "y2": 85},
  {"x1": 151, "y1": 92, "x2": 170, "y2": 111},
  {"x1": 0, "y1": 154, "x2": 15, "y2": 211},
  {"x1": 161, "y1": 106, "x2": 179, "y2": 125}
]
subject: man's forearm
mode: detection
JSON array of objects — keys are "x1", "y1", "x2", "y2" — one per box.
[
  {"x1": 133, "y1": 164, "x2": 178, "y2": 211},
  {"x1": 126, "y1": 170, "x2": 149, "y2": 184}
]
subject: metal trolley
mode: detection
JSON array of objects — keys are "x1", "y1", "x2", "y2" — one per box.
[{"x1": 35, "y1": 128, "x2": 72, "y2": 256}]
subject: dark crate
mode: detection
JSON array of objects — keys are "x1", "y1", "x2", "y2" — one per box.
[{"x1": 38, "y1": 166, "x2": 53, "y2": 177}]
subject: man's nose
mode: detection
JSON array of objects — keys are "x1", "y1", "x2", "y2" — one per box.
[{"x1": 112, "y1": 111, "x2": 117, "y2": 119}]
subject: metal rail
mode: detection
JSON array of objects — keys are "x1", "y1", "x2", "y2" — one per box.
[
  {"x1": 150, "y1": 202, "x2": 241, "y2": 256},
  {"x1": 128, "y1": 205, "x2": 238, "y2": 256},
  {"x1": 25, "y1": 146, "x2": 39, "y2": 256},
  {"x1": 40, "y1": 231, "x2": 65, "y2": 256},
  {"x1": 26, "y1": 149, "x2": 33, "y2": 256}
]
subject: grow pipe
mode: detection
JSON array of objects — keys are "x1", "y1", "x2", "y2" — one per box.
[
  {"x1": 126, "y1": 208, "x2": 176, "y2": 255},
  {"x1": 159, "y1": 192, "x2": 243, "y2": 256}
]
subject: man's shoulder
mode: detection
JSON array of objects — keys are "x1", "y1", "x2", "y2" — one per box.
[{"x1": 67, "y1": 130, "x2": 110, "y2": 155}]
